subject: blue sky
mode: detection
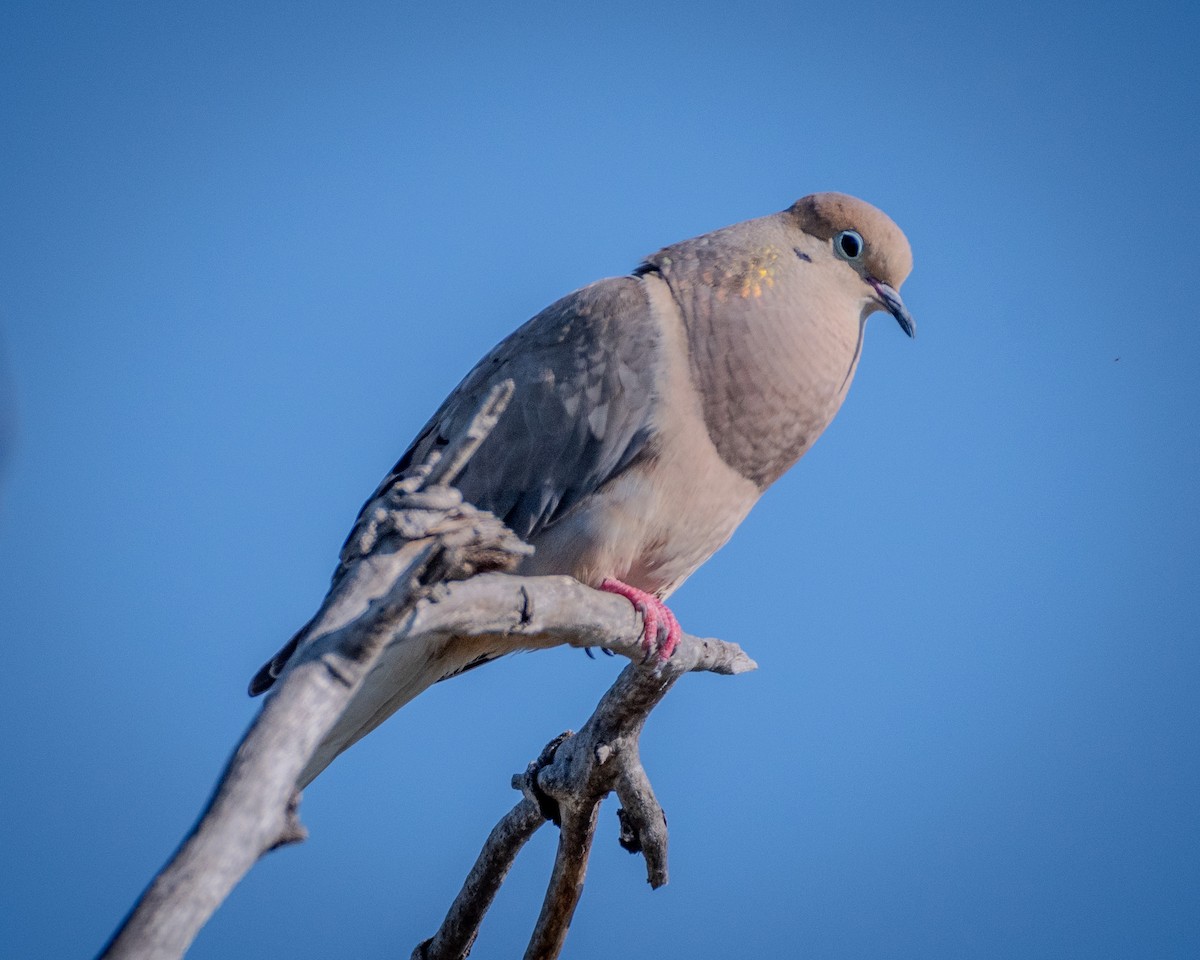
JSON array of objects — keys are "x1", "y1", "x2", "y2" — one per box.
[{"x1": 2, "y1": 1, "x2": 1198, "y2": 958}]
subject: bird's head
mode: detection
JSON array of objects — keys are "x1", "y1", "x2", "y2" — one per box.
[{"x1": 788, "y1": 192, "x2": 915, "y2": 338}]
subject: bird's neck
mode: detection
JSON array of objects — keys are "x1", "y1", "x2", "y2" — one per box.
[{"x1": 641, "y1": 225, "x2": 864, "y2": 489}]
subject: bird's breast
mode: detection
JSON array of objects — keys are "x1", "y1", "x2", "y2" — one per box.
[{"x1": 685, "y1": 265, "x2": 864, "y2": 488}]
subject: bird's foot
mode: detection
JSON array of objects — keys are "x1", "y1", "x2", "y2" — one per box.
[{"x1": 599, "y1": 578, "x2": 681, "y2": 661}]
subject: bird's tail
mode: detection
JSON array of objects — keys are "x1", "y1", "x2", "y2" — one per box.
[
  {"x1": 249, "y1": 547, "x2": 516, "y2": 788},
  {"x1": 293, "y1": 638, "x2": 435, "y2": 787}
]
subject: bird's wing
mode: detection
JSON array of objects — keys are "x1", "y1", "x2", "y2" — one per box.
[
  {"x1": 249, "y1": 275, "x2": 662, "y2": 696},
  {"x1": 364, "y1": 275, "x2": 661, "y2": 543}
]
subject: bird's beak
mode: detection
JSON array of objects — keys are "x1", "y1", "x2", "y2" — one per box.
[{"x1": 868, "y1": 278, "x2": 915, "y2": 338}]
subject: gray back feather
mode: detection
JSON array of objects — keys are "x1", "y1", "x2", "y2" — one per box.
[
  {"x1": 363, "y1": 275, "x2": 660, "y2": 543},
  {"x1": 250, "y1": 276, "x2": 663, "y2": 696}
]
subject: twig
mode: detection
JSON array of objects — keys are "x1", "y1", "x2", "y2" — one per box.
[
  {"x1": 423, "y1": 378, "x2": 514, "y2": 488},
  {"x1": 411, "y1": 798, "x2": 546, "y2": 960},
  {"x1": 526, "y1": 801, "x2": 600, "y2": 960}
]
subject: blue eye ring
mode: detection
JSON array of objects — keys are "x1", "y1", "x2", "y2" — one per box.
[{"x1": 834, "y1": 229, "x2": 864, "y2": 261}]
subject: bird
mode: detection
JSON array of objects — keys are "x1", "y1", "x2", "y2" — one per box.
[{"x1": 250, "y1": 192, "x2": 915, "y2": 787}]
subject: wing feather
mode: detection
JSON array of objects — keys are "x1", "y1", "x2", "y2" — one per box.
[
  {"x1": 249, "y1": 275, "x2": 662, "y2": 696},
  {"x1": 357, "y1": 275, "x2": 659, "y2": 543}
]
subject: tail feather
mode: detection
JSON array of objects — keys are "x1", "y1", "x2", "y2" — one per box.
[
  {"x1": 295, "y1": 634, "x2": 509, "y2": 788},
  {"x1": 248, "y1": 624, "x2": 308, "y2": 696}
]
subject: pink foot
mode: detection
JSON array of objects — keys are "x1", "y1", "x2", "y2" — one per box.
[{"x1": 599, "y1": 578, "x2": 682, "y2": 661}]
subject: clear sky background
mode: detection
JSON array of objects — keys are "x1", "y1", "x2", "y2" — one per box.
[{"x1": 2, "y1": 2, "x2": 1197, "y2": 958}]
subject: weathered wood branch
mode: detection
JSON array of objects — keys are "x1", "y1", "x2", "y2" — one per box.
[
  {"x1": 414, "y1": 619, "x2": 752, "y2": 960},
  {"x1": 95, "y1": 379, "x2": 756, "y2": 960},
  {"x1": 97, "y1": 382, "x2": 526, "y2": 960}
]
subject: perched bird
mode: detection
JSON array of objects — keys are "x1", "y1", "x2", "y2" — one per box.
[{"x1": 251, "y1": 192, "x2": 915, "y2": 787}]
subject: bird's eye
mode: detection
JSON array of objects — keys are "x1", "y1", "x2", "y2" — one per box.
[{"x1": 834, "y1": 230, "x2": 864, "y2": 261}]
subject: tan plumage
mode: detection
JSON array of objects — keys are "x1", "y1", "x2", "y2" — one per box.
[{"x1": 252, "y1": 192, "x2": 915, "y2": 787}]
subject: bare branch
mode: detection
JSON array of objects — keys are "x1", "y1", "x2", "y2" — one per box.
[
  {"x1": 407, "y1": 573, "x2": 756, "y2": 675},
  {"x1": 526, "y1": 800, "x2": 600, "y2": 960},
  {"x1": 98, "y1": 385, "x2": 525, "y2": 960},
  {"x1": 411, "y1": 798, "x2": 546, "y2": 960},
  {"x1": 614, "y1": 761, "x2": 668, "y2": 885},
  {"x1": 94, "y1": 374, "x2": 757, "y2": 960},
  {"x1": 414, "y1": 621, "x2": 753, "y2": 960}
]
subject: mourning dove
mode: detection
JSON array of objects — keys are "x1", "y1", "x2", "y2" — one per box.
[{"x1": 251, "y1": 192, "x2": 914, "y2": 787}]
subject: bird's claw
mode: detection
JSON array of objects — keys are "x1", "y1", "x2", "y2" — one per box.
[{"x1": 599, "y1": 578, "x2": 682, "y2": 661}]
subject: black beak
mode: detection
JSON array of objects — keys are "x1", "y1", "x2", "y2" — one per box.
[{"x1": 868, "y1": 278, "x2": 915, "y2": 338}]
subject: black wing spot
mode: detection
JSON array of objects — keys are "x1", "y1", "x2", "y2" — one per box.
[{"x1": 437, "y1": 652, "x2": 497, "y2": 682}]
